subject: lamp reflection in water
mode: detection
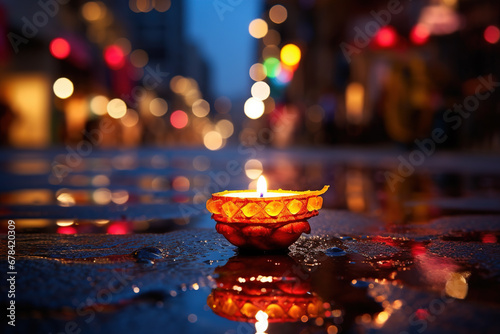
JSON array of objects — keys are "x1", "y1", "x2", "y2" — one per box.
[
  {"x1": 255, "y1": 310, "x2": 268, "y2": 333},
  {"x1": 207, "y1": 254, "x2": 329, "y2": 331}
]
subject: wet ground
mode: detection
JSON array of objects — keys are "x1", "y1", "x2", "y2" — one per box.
[{"x1": 1, "y1": 147, "x2": 500, "y2": 333}]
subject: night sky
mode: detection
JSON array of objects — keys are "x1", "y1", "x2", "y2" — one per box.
[{"x1": 186, "y1": 0, "x2": 262, "y2": 98}]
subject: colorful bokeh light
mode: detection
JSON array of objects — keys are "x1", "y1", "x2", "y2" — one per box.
[
  {"x1": 244, "y1": 97, "x2": 265, "y2": 120},
  {"x1": 484, "y1": 25, "x2": 500, "y2": 44},
  {"x1": 280, "y1": 44, "x2": 301, "y2": 67},
  {"x1": 374, "y1": 26, "x2": 397, "y2": 48},
  {"x1": 170, "y1": 110, "x2": 188, "y2": 129},
  {"x1": 53, "y1": 77, "x2": 74, "y2": 99},
  {"x1": 410, "y1": 24, "x2": 430, "y2": 45},
  {"x1": 263, "y1": 57, "x2": 281, "y2": 78},
  {"x1": 104, "y1": 45, "x2": 125, "y2": 69},
  {"x1": 249, "y1": 18, "x2": 268, "y2": 39},
  {"x1": 50, "y1": 38, "x2": 71, "y2": 59}
]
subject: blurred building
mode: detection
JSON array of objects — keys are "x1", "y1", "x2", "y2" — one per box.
[
  {"x1": 0, "y1": 0, "x2": 211, "y2": 148},
  {"x1": 247, "y1": 0, "x2": 500, "y2": 149}
]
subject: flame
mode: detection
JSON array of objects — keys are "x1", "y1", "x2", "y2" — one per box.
[
  {"x1": 255, "y1": 310, "x2": 268, "y2": 334},
  {"x1": 257, "y1": 175, "x2": 267, "y2": 198}
]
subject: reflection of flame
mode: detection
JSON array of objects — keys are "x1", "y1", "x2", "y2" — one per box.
[
  {"x1": 257, "y1": 175, "x2": 267, "y2": 197},
  {"x1": 255, "y1": 310, "x2": 268, "y2": 334}
]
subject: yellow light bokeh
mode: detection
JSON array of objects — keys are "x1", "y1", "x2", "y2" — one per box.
[
  {"x1": 244, "y1": 97, "x2": 265, "y2": 119},
  {"x1": 204, "y1": 131, "x2": 223, "y2": 151},
  {"x1": 249, "y1": 63, "x2": 267, "y2": 81},
  {"x1": 345, "y1": 82, "x2": 364, "y2": 125},
  {"x1": 215, "y1": 119, "x2": 234, "y2": 139},
  {"x1": 249, "y1": 19, "x2": 268, "y2": 39},
  {"x1": 244, "y1": 159, "x2": 263, "y2": 179},
  {"x1": 121, "y1": 109, "x2": 139, "y2": 127},
  {"x1": 251, "y1": 81, "x2": 271, "y2": 101},
  {"x1": 154, "y1": 0, "x2": 171, "y2": 12},
  {"x1": 149, "y1": 97, "x2": 168, "y2": 117},
  {"x1": 82, "y1": 1, "x2": 105, "y2": 21},
  {"x1": 53, "y1": 77, "x2": 74, "y2": 99},
  {"x1": 90, "y1": 95, "x2": 109, "y2": 115},
  {"x1": 269, "y1": 4, "x2": 287, "y2": 24},
  {"x1": 280, "y1": 44, "x2": 301, "y2": 67},
  {"x1": 192, "y1": 99, "x2": 210, "y2": 117},
  {"x1": 107, "y1": 98, "x2": 127, "y2": 119}
]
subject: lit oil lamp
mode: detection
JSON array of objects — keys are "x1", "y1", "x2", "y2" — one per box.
[{"x1": 206, "y1": 175, "x2": 329, "y2": 250}]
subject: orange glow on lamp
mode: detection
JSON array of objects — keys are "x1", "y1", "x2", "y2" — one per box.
[{"x1": 207, "y1": 175, "x2": 329, "y2": 250}]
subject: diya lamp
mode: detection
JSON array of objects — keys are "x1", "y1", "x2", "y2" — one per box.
[
  {"x1": 207, "y1": 255, "x2": 329, "y2": 325},
  {"x1": 206, "y1": 175, "x2": 329, "y2": 250}
]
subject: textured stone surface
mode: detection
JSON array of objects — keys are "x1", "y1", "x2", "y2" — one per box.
[{"x1": 2, "y1": 211, "x2": 500, "y2": 334}]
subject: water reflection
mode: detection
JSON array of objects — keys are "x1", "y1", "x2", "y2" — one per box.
[{"x1": 207, "y1": 253, "x2": 385, "y2": 333}]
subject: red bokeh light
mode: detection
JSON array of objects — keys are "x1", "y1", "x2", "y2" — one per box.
[
  {"x1": 50, "y1": 38, "x2": 71, "y2": 59},
  {"x1": 374, "y1": 26, "x2": 397, "y2": 48},
  {"x1": 484, "y1": 25, "x2": 500, "y2": 44},
  {"x1": 410, "y1": 24, "x2": 430, "y2": 45},
  {"x1": 107, "y1": 222, "x2": 129, "y2": 235},
  {"x1": 57, "y1": 226, "x2": 77, "y2": 234},
  {"x1": 170, "y1": 110, "x2": 189, "y2": 129},
  {"x1": 104, "y1": 45, "x2": 125, "y2": 70}
]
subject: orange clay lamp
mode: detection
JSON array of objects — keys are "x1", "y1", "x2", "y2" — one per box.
[{"x1": 206, "y1": 175, "x2": 329, "y2": 250}]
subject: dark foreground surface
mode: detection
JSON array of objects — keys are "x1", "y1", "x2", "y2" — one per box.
[
  {"x1": 2, "y1": 210, "x2": 500, "y2": 334},
  {"x1": 1, "y1": 147, "x2": 500, "y2": 333}
]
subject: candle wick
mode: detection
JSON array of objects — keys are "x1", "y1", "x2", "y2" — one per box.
[{"x1": 260, "y1": 193, "x2": 263, "y2": 198}]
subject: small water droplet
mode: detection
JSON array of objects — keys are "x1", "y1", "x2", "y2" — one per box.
[
  {"x1": 340, "y1": 236, "x2": 354, "y2": 241},
  {"x1": 325, "y1": 247, "x2": 346, "y2": 257},
  {"x1": 132, "y1": 246, "x2": 164, "y2": 264}
]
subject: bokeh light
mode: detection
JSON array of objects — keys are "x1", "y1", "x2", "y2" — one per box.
[
  {"x1": 154, "y1": 0, "x2": 171, "y2": 12},
  {"x1": 484, "y1": 25, "x2": 500, "y2": 44},
  {"x1": 111, "y1": 190, "x2": 129, "y2": 204},
  {"x1": 53, "y1": 77, "x2": 74, "y2": 99},
  {"x1": 203, "y1": 131, "x2": 223, "y2": 151},
  {"x1": 82, "y1": 1, "x2": 105, "y2": 21},
  {"x1": 410, "y1": 24, "x2": 430, "y2": 45},
  {"x1": 115, "y1": 38, "x2": 131, "y2": 56},
  {"x1": 244, "y1": 159, "x2": 263, "y2": 179},
  {"x1": 215, "y1": 119, "x2": 234, "y2": 139},
  {"x1": 374, "y1": 26, "x2": 397, "y2": 48},
  {"x1": 90, "y1": 95, "x2": 109, "y2": 115},
  {"x1": 244, "y1": 97, "x2": 265, "y2": 119},
  {"x1": 93, "y1": 188, "x2": 111, "y2": 205},
  {"x1": 172, "y1": 176, "x2": 190, "y2": 192},
  {"x1": 251, "y1": 81, "x2": 271, "y2": 100},
  {"x1": 269, "y1": 4, "x2": 287, "y2": 24},
  {"x1": 149, "y1": 97, "x2": 168, "y2": 117},
  {"x1": 193, "y1": 155, "x2": 210, "y2": 171},
  {"x1": 276, "y1": 65, "x2": 294, "y2": 84},
  {"x1": 130, "y1": 49, "x2": 149, "y2": 68},
  {"x1": 121, "y1": 109, "x2": 139, "y2": 127},
  {"x1": 107, "y1": 98, "x2": 127, "y2": 119},
  {"x1": 262, "y1": 45, "x2": 280, "y2": 59},
  {"x1": 280, "y1": 44, "x2": 301, "y2": 67},
  {"x1": 263, "y1": 29, "x2": 281, "y2": 46},
  {"x1": 263, "y1": 57, "x2": 281, "y2": 78},
  {"x1": 249, "y1": 63, "x2": 267, "y2": 81},
  {"x1": 249, "y1": 18, "x2": 268, "y2": 39},
  {"x1": 104, "y1": 45, "x2": 125, "y2": 69},
  {"x1": 50, "y1": 38, "x2": 70, "y2": 59},
  {"x1": 192, "y1": 99, "x2": 210, "y2": 117},
  {"x1": 170, "y1": 110, "x2": 188, "y2": 129}
]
